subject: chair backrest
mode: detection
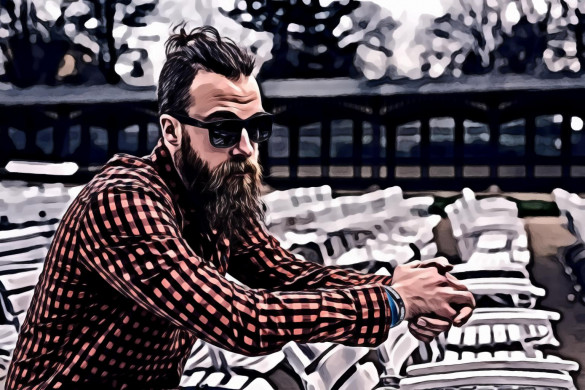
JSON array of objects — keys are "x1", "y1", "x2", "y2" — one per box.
[
  {"x1": 553, "y1": 187, "x2": 585, "y2": 240},
  {"x1": 262, "y1": 185, "x2": 333, "y2": 215},
  {"x1": 283, "y1": 341, "x2": 373, "y2": 390}
]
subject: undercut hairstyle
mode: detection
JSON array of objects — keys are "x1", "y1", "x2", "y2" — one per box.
[{"x1": 157, "y1": 25, "x2": 256, "y2": 116}]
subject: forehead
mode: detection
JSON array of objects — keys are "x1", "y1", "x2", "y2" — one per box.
[{"x1": 188, "y1": 70, "x2": 262, "y2": 118}]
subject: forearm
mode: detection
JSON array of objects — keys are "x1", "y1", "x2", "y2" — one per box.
[{"x1": 230, "y1": 221, "x2": 393, "y2": 290}]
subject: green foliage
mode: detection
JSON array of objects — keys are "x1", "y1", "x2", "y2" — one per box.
[
  {"x1": 224, "y1": 0, "x2": 361, "y2": 78},
  {"x1": 0, "y1": 0, "x2": 157, "y2": 87}
]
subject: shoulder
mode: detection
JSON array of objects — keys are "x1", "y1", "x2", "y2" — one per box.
[{"x1": 81, "y1": 153, "x2": 175, "y2": 211}]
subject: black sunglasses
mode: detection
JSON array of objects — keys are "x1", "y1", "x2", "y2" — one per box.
[{"x1": 170, "y1": 112, "x2": 273, "y2": 148}]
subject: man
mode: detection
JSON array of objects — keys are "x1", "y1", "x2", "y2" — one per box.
[{"x1": 6, "y1": 26, "x2": 474, "y2": 389}]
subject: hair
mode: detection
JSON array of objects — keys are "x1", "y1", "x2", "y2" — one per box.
[{"x1": 157, "y1": 25, "x2": 256, "y2": 116}]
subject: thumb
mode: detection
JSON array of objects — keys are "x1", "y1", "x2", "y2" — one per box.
[{"x1": 453, "y1": 306, "x2": 474, "y2": 327}]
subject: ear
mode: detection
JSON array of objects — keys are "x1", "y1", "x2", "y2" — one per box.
[{"x1": 160, "y1": 114, "x2": 183, "y2": 148}]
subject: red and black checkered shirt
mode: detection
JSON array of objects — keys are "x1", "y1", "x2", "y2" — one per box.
[{"x1": 6, "y1": 139, "x2": 394, "y2": 389}]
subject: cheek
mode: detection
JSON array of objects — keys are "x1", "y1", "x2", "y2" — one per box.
[{"x1": 191, "y1": 130, "x2": 230, "y2": 170}]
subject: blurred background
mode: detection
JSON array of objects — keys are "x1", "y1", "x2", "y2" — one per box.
[{"x1": 1, "y1": 0, "x2": 585, "y2": 389}]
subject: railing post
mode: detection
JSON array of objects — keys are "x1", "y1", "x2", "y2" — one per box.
[
  {"x1": 371, "y1": 98, "x2": 382, "y2": 181},
  {"x1": 53, "y1": 107, "x2": 68, "y2": 161},
  {"x1": 321, "y1": 119, "x2": 331, "y2": 179},
  {"x1": 289, "y1": 124, "x2": 299, "y2": 179},
  {"x1": 561, "y1": 114, "x2": 572, "y2": 181},
  {"x1": 107, "y1": 127, "x2": 118, "y2": 160},
  {"x1": 138, "y1": 122, "x2": 148, "y2": 156},
  {"x1": 525, "y1": 115, "x2": 536, "y2": 180},
  {"x1": 420, "y1": 117, "x2": 430, "y2": 180},
  {"x1": 488, "y1": 104, "x2": 500, "y2": 181},
  {"x1": 79, "y1": 124, "x2": 92, "y2": 167},
  {"x1": 353, "y1": 119, "x2": 363, "y2": 179},
  {"x1": 454, "y1": 116, "x2": 465, "y2": 181},
  {"x1": 384, "y1": 123, "x2": 396, "y2": 186}
]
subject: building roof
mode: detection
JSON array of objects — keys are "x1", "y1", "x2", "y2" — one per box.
[{"x1": 2, "y1": 74, "x2": 585, "y2": 105}]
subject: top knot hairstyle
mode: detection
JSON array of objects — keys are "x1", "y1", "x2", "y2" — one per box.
[{"x1": 157, "y1": 25, "x2": 256, "y2": 117}]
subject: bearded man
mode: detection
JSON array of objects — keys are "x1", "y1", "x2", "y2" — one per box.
[{"x1": 6, "y1": 26, "x2": 474, "y2": 389}]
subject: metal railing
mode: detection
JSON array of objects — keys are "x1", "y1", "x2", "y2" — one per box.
[{"x1": 1, "y1": 76, "x2": 585, "y2": 191}]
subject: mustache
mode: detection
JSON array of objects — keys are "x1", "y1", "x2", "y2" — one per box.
[{"x1": 204, "y1": 157, "x2": 262, "y2": 192}]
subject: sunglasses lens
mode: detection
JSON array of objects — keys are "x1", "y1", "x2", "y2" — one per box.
[
  {"x1": 210, "y1": 130, "x2": 239, "y2": 148},
  {"x1": 247, "y1": 116, "x2": 273, "y2": 142}
]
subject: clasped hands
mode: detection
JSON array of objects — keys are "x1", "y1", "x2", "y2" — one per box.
[{"x1": 391, "y1": 257, "x2": 475, "y2": 343}]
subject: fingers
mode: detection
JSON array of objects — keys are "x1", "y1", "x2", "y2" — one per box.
[
  {"x1": 435, "y1": 303, "x2": 458, "y2": 320},
  {"x1": 415, "y1": 316, "x2": 451, "y2": 333},
  {"x1": 409, "y1": 322, "x2": 438, "y2": 338},
  {"x1": 408, "y1": 315, "x2": 451, "y2": 343},
  {"x1": 453, "y1": 306, "x2": 474, "y2": 327},
  {"x1": 444, "y1": 273, "x2": 471, "y2": 291},
  {"x1": 406, "y1": 260, "x2": 422, "y2": 268},
  {"x1": 408, "y1": 325, "x2": 434, "y2": 343},
  {"x1": 417, "y1": 257, "x2": 453, "y2": 274},
  {"x1": 445, "y1": 289, "x2": 475, "y2": 308}
]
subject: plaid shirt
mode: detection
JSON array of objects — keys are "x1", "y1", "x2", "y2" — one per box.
[{"x1": 6, "y1": 139, "x2": 394, "y2": 389}]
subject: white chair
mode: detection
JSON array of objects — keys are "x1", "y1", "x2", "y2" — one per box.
[
  {"x1": 0, "y1": 182, "x2": 82, "y2": 225},
  {"x1": 282, "y1": 341, "x2": 375, "y2": 390},
  {"x1": 399, "y1": 369, "x2": 577, "y2": 390},
  {"x1": 461, "y1": 277, "x2": 545, "y2": 308},
  {"x1": 554, "y1": 188, "x2": 585, "y2": 240},
  {"x1": 262, "y1": 185, "x2": 333, "y2": 215},
  {"x1": 180, "y1": 339, "x2": 283, "y2": 389}
]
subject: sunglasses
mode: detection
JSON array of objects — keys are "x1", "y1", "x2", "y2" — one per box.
[{"x1": 170, "y1": 112, "x2": 273, "y2": 148}]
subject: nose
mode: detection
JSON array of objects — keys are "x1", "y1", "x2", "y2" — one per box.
[{"x1": 231, "y1": 128, "x2": 254, "y2": 158}]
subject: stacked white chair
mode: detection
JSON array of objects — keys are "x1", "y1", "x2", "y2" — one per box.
[
  {"x1": 553, "y1": 188, "x2": 585, "y2": 304},
  {"x1": 180, "y1": 339, "x2": 281, "y2": 390},
  {"x1": 265, "y1": 186, "x2": 440, "y2": 272},
  {"x1": 0, "y1": 181, "x2": 83, "y2": 386},
  {"x1": 396, "y1": 188, "x2": 579, "y2": 389},
  {"x1": 554, "y1": 188, "x2": 585, "y2": 239},
  {"x1": 262, "y1": 185, "x2": 333, "y2": 216},
  {"x1": 282, "y1": 342, "x2": 378, "y2": 390},
  {"x1": 446, "y1": 188, "x2": 529, "y2": 270},
  {"x1": 399, "y1": 308, "x2": 578, "y2": 389}
]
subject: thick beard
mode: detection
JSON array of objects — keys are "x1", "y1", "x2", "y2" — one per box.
[{"x1": 174, "y1": 132, "x2": 265, "y2": 242}]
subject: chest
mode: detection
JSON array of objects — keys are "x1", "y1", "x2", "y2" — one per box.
[{"x1": 180, "y1": 218, "x2": 230, "y2": 275}]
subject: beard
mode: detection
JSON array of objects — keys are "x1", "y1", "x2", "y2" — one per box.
[{"x1": 174, "y1": 132, "x2": 265, "y2": 242}]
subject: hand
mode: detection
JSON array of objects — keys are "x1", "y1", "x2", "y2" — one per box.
[
  {"x1": 390, "y1": 257, "x2": 475, "y2": 324},
  {"x1": 445, "y1": 273, "x2": 474, "y2": 326},
  {"x1": 408, "y1": 315, "x2": 451, "y2": 343},
  {"x1": 409, "y1": 257, "x2": 454, "y2": 274}
]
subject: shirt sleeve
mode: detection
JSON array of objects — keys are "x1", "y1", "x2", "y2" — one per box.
[
  {"x1": 77, "y1": 185, "x2": 394, "y2": 356},
  {"x1": 228, "y1": 218, "x2": 394, "y2": 290}
]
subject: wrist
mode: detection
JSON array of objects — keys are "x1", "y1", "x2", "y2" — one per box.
[{"x1": 384, "y1": 286, "x2": 406, "y2": 327}]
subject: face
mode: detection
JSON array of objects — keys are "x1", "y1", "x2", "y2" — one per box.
[
  {"x1": 185, "y1": 70, "x2": 264, "y2": 170},
  {"x1": 160, "y1": 71, "x2": 266, "y2": 239}
]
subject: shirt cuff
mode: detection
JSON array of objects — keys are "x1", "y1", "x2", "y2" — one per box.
[
  {"x1": 345, "y1": 285, "x2": 393, "y2": 347},
  {"x1": 383, "y1": 286, "x2": 405, "y2": 327}
]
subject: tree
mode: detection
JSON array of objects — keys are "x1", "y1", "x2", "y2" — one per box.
[
  {"x1": 335, "y1": 1, "x2": 398, "y2": 81},
  {"x1": 224, "y1": 0, "x2": 362, "y2": 79},
  {"x1": 0, "y1": 0, "x2": 158, "y2": 87},
  {"x1": 0, "y1": 0, "x2": 74, "y2": 86},
  {"x1": 421, "y1": 0, "x2": 585, "y2": 79}
]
